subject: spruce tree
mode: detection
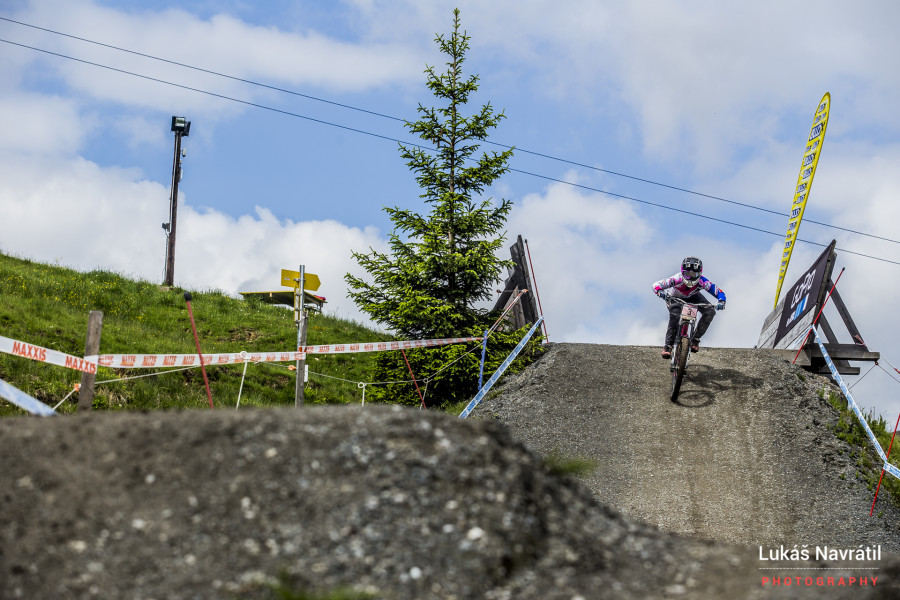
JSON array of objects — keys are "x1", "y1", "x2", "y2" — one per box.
[{"x1": 346, "y1": 9, "x2": 530, "y2": 407}]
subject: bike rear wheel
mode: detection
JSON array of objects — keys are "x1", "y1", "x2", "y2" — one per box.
[{"x1": 670, "y1": 337, "x2": 690, "y2": 402}]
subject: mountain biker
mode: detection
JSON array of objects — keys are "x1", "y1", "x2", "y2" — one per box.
[{"x1": 652, "y1": 257, "x2": 726, "y2": 359}]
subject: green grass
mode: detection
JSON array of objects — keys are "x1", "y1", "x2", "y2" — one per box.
[
  {"x1": 822, "y1": 387, "x2": 900, "y2": 511},
  {"x1": 1, "y1": 252, "x2": 390, "y2": 415},
  {"x1": 543, "y1": 450, "x2": 598, "y2": 478}
]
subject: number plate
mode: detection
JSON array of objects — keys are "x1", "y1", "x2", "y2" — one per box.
[{"x1": 681, "y1": 305, "x2": 698, "y2": 320}]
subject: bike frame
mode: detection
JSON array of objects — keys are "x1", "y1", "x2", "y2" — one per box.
[{"x1": 667, "y1": 297, "x2": 702, "y2": 402}]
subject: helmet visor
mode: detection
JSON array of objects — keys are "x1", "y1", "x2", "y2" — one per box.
[{"x1": 683, "y1": 268, "x2": 701, "y2": 280}]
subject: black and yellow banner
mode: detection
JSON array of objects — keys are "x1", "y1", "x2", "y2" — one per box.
[{"x1": 774, "y1": 92, "x2": 830, "y2": 308}]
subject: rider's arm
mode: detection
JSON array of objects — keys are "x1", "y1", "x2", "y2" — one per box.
[
  {"x1": 652, "y1": 274, "x2": 678, "y2": 295},
  {"x1": 700, "y1": 277, "x2": 727, "y2": 302}
]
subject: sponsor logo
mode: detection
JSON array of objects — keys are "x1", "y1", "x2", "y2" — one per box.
[
  {"x1": 802, "y1": 151, "x2": 816, "y2": 167},
  {"x1": 12, "y1": 341, "x2": 47, "y2": 363},
  {"x1": 808, "y1": 123, "x2": 824, "y2": 140},
  {"x1": 796, "y1": 182, "x2": 808, "y2": 194},
  {"x1": 64, "y1": 355, "x2": 97, "y2": 374},
  {"x1": 141, "y1": 356, "x2": 157, "y2": 367},
  {"x1": 791, "y1": 269, "x2": 817, "y2": 310},
  {"x1": 121, "y1": 355, "x2": 137, "y2": 367},
  {"x1": 163, "y1": 356, "x2": 177, "y2": 366}
]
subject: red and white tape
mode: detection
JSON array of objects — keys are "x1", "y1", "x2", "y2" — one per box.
[
  {"x1": 84, "y1": 336, "x2": 482, "y2": 369},
  {"x1": 86, "y1": 350, "x2": 306, "y2": 369},
  {"x1": 0, "y1": 334, "x2": 96, "y2": 374},
  {"x1": 300, "y1": 336, "x2": 481, "y2": 355}
]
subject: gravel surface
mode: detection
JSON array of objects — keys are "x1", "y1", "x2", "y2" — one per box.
[
  {"x1": 472, "y1": 343, "x2": 900, "y2": 551},
  {"x1": 2, "y1": 343, "x2": 899, "y2": 599}
]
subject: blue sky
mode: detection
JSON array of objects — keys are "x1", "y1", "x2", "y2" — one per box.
[{"x1": 2, "y1": 0, "x2": 900, "y2": 422}]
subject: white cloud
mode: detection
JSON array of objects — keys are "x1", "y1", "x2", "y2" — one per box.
[
  {"x1": 9, "y1": 0, "x2": 423, "y2": 117},
  {"x1": 0, "y1": 152, "x2": 388, "y2": 325},
  {"x1": 0, "y1": 92, "x2": 87, "y2": 155}
]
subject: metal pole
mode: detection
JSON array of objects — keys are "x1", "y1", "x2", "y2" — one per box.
[
  {"x1": 478, "y1": 329, "x2": 488, "y2": 390},
  {"x1": 295, "y1": 265, "x2": 308, "y2": 407},
  {"x1": 164, "y1": 131, "x2": 183, "y2": 287}
]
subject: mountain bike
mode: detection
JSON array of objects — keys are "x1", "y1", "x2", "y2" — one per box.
[{"x1": 665, "y1": 296, "x2": 715, "y2": 403}]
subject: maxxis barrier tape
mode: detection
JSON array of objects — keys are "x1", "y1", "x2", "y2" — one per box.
[
  {"x1": 81, "y1": 336, "x2": 483, "y2": 369},
  {"x1": 0, "y1": 334, "x2": 96, "y2": 373},
  {"x1": 811, "y1": 327, "x2": 897, "y2": 479}
]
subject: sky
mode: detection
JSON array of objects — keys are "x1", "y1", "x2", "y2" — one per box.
[{"x1": 2, "y1": 0, "x2": 900, "y2": 423}]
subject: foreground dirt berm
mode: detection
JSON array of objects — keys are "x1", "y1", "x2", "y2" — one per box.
[{"x1": 2, "y1": 344, "x2": 899, "y2": 599}]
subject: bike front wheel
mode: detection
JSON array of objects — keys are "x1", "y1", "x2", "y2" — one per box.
[{"x1": 670, "y1": 337, "x2": 690, "y2": 402}]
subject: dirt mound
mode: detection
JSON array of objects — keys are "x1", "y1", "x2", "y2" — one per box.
[{"x1": 2, "y1": 345, "x2": 899, "y2": 599}]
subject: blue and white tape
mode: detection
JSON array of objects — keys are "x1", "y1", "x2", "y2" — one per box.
[
  {"x1": 0, "y1": 378, "x2": 56, "y2": 416},
  {"x1": 810, "y1": 328, "x2": 893, "y2": 471},
  {"x1": 459, "y1": 317, "x2": 543, "y2": 419}
]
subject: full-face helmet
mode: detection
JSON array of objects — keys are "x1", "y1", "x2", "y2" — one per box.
[{"x1": 681, "y1": 256, "x2": 703, "y2": 285}]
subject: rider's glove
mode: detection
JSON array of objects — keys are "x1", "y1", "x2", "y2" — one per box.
[
  {"x1": 717, "y1": 300, "x2": 726, "y2": 311},
  {"x1": 655, "y1": 288, "x2": 667, "y2": 299}
]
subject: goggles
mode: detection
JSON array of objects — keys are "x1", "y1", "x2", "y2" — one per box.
[{"x1": 683, "y1": 269, "x2": 701, "y2": 280}]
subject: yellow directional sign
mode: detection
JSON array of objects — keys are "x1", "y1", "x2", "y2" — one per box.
[{"x1": 280, "y1": 269, "x2": 320, "y2": 291}]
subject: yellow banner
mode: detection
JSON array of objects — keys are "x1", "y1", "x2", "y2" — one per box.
[{"x1": 774, "y1": 92, "x2": 830, "y2": 308}]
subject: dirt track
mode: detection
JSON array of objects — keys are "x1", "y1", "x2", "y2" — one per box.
[{"x1": 471, "y1": 343, "x2": 900, "y2": 551}]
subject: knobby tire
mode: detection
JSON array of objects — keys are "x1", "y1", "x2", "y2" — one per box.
[{"x1": 670, "y1": 337, "x2": 690, "y2": 402}]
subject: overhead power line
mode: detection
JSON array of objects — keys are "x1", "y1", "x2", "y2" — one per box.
[
  {"x1": 3, "y1": 16, "x2": 899, "y2": 247},
  {"x1": 1, "y1": 34, "x2": 899, "y2": 267}
]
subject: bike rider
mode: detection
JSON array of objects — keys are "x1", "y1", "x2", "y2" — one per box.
[{"x1": 652, "y1": 257, "x2": 726, "y2": 359}]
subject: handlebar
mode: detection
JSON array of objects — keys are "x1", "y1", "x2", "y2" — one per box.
[{"x1": 660, "y1": 293, "x2": 724, "y2": 311}]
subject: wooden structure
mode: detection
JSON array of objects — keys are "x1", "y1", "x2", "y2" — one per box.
[
  {"x1": 758, "y1": 240, "x2": 877, "y2": 375},
  {"x1": 492, "y1": 235, "x2": 539, "y2": 330}
]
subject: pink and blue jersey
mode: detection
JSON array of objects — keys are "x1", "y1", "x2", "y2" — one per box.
[{"x1": 653, "y1": 273, "x2": 726, "y2": 302}]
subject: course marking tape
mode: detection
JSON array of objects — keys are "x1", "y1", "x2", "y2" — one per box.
[
  {"x1": 88, "y1": 350, "x2": 307, "y2": 369},
  {"x1": 0, "y1": 378, "x2": 56, "y2": 416},
  {"x1": 886, "y1": 462, "x2": 900, "y2": 480},
  {"x1": 459, "y1": 317, "x2": 543, "y2": 419},
  {"x1": 0, "y1": 334, "x2": 96, "y2": 374},
  {"x1": 300, "y1": 336, "x2": 482, "y2": 355},
  {"x1": 85, "y1": 336, "x2": 483, "y2": 369},
  {"x1": 811, "y1": 328, "x2": 893, "y2": 470}
]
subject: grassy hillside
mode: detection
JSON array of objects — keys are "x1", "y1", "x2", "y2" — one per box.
[{"x1": 0, "y1": 252, "x2": 395, "y2": 415}]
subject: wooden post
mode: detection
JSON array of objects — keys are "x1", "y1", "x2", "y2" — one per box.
[{"x1": 77, "y1": 310, "x2": 103, "y2": 413}]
